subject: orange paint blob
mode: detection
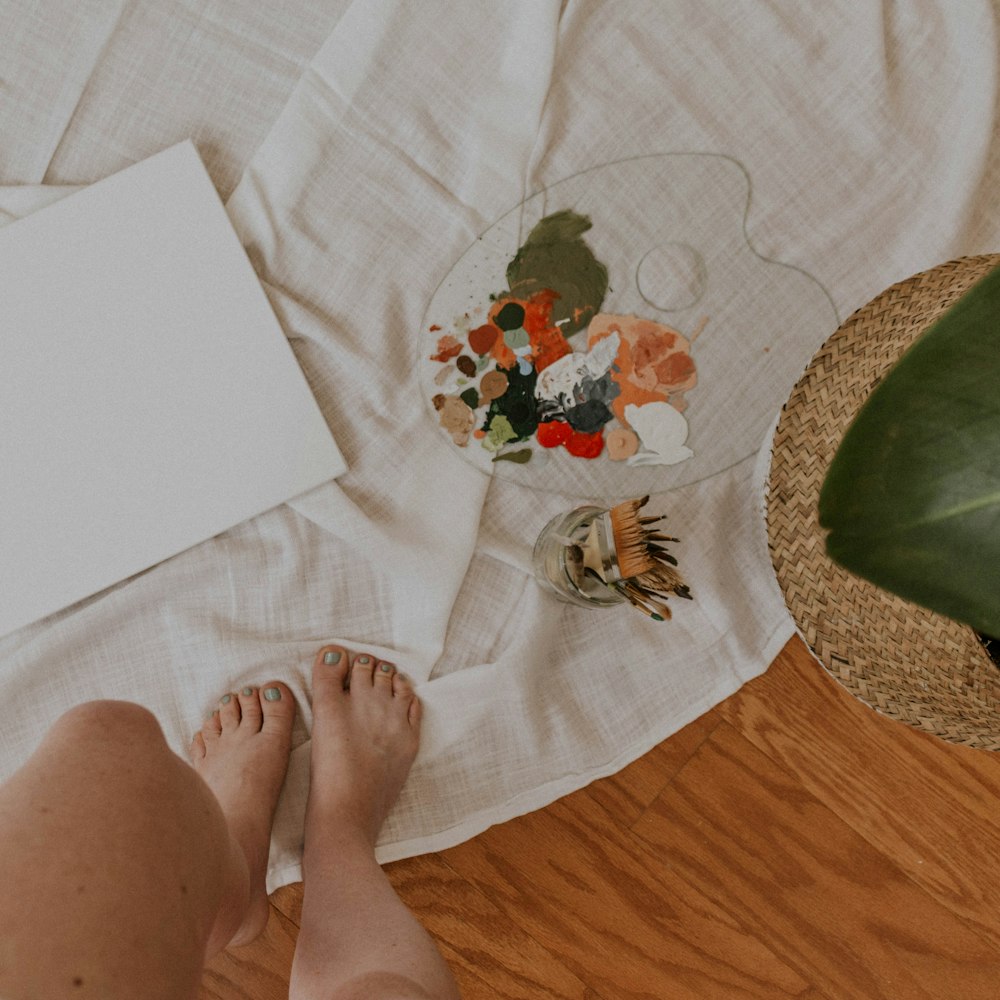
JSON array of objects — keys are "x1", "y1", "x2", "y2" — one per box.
[
  {"x1": 490, "y1": 339, "x2": 517, "y2": 369},
  {"x1": 588, "y1": 313, "x2": 698, "y2": 420},
  {"x1": 479, "y1": 370, "x2": 509, "y2": 402},
  {"x1": 531, "y1": 327, "x2": 572, "y2": 372},
  {"x1": 520, "y1": 289, "x2": 559, "y2": 335},
  {"x1": 606, "y1": 427, "x2": 639, "y2": 461},
  {"x1": 430, "y1": 334, "x2": 463, "y2": 362},
  {"x1": 654, "y1": 351, "x2": 696, "y2": 386}
]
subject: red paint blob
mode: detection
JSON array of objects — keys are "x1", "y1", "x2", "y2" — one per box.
[
  {"x1": 564, "y1": 429, "x2": 604, "y2": 459},
  {"x1": 536, "y1": 420, "x2": 572, "y2": 448},
  {"x1": 468, "y1": 324, "x2": 499, "y2": 355}
]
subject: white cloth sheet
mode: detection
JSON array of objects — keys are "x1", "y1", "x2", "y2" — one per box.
[{"x1": 2, "y1": 1, "x2": 1000, "y2": 890}]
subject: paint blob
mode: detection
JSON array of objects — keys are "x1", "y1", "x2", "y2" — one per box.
[
  {"x1": 504, "y1": 327, "x2": 530, "y2": 350},
  {"x1": 623, "y1": 402, "x2": 693, "y2": 466},
  {"x1": 494, "y1": 302, "x2": 525, "y2": 330},
  {"x1": 505, "y1": 210, "x2": 609, "y2": 336},
  {"x1": 430, "y1": 334, "x2": 463, "y2": 362},
  {"x1": 492, "y1": 448, "x2": 532, "y2": 464},
  {"x1": 437, "y1": 395, "x2": 476, "y2": 446},
  {"x1": 469, "y1": 324, "x2": 498, "y2": 355},
  {"x1": 564, "y1": 428, "x2": 604, "y2": 459},
  {"x1": 484, "y1": 414, "x2": 517, "y2": 452},
  {"x1": 479, "y1": 370, "x2": 508, "y2": 402},
  {"x1": 536, "y1": 420, "x2": 572, "y2": 448},
  {"x1": 606, "y1": 427, "x2": 640, "y2": 461}
]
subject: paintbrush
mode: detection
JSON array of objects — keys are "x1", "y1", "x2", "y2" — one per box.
[{"x1": 580, "y1": 495, "x2": 691, "y2": 621}]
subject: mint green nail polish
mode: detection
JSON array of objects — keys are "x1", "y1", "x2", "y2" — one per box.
[
  {"x1": 323, "y1": 651, "x2": 341, "y2": 665},
  {"x1": 357, "y1": 656, "x2": 371, "y2": 665},
  {"x1": 263, "y1": 687, "x2": 281, "y2": 702},
  {"x1": 221, "y1": 694, "x2": 232, "y2": 705},
  {"x1": 380, "y1": 663, "x2": 392, "y2": 673},
  {"x1": 242, "y1": 687, "x2": 253, "y2": 696}
]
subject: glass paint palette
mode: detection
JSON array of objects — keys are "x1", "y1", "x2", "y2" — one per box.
[{"x1": 421, "y1": 153, "x2": 837, "y2": 498}]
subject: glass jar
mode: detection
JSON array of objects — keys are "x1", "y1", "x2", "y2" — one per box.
[{"x1": 532, "y1": 506, "x2": 627, "y2": 608}]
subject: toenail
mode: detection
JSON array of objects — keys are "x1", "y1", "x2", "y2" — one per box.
[
  {"x1": 221, "y1": 695, "x2": 232, "y2": 704},
  {"x1": 357, "y1": 656, "x2": 371, "y2": 665},
  {"x1": 323, "y1": 651, "x2": 341, "y2": 665},
  {"x1": 263, "y1": 687, "x2": 281, "y2": 701},
  {"x1": 242, "y1": 687, "x2": 253, "y2": 696},
  {"x1": 379, "y1": 663, "x2": 392, "y2": 673}
]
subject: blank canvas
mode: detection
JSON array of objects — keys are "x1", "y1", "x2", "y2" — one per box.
[{"x1": 0, "y1": 141, "x2": 347, "y2": 638}]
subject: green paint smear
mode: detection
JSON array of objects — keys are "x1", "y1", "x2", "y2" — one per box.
[
  {"x1": 506, "y1": 210, "x2": 608, "y2": 337},
  {"x1": 492, "y1": 448, "x2": 533, "y2": 464},
  {"x1": 483, "y1": 414, "x2": 518, "y2": 452},
  {"x1": 460, "y1": 387, "x2": 479, "y2": 409},
  {"x1": 504, "y1": 326, "x2": 530, "y2": 350}
]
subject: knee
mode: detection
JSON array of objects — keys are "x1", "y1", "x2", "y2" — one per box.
[{"x1": 52, "y1": 700, "x2": 166, "y2": 750}]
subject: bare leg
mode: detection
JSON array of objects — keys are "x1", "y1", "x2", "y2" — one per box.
[
  {"x1": 0, "y1": 683, "x2": 294, "y2": 1000},
  {"x1": 289, "y1": 646, "x2": 460, "y2": 1000}
]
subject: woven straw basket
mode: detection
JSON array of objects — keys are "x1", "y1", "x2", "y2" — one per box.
[{"x1": 766, "y1": 255, "x2": 1000, "y2": 751}]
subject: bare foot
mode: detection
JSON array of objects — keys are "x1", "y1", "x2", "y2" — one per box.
[
  {"x1": 305, "y1": 645, "x2": 421, "y2": 850},
  {"x1": 189, "y1": 683, "x2": 295, "y2": 948}
]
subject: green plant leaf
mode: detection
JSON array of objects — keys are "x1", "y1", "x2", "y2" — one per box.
[{"x1": 819, "y1": 263, "x2": 1000, "y2": 636}]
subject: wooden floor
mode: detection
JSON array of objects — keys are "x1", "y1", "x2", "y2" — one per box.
[{"x1": 199, "y1": 636, "x2": 1000, "y2": 999}]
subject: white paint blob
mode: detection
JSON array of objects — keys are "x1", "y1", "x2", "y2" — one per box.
[{"x1": 624, "y1": 401, "x2": 694, "y2": 466}]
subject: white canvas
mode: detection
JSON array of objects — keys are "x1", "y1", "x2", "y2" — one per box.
[{"x1": 0, "y1": 141, "x2": 346, "y2": 638}]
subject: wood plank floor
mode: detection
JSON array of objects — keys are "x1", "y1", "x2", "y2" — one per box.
[{"x1": 199, "y1": 636, "x2": 1000, "y2": 999}]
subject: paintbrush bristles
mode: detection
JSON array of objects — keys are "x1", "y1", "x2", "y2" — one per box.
[
  {"x1": 607, "y1": 496, "x2": 690, "y2": 620},
  {"x1": 608, "y1": 498, "x2": 657, "y2": 579},
  {"x1": 620, "y1": 580, "x2": 673, "y2": 620},
  {"x1": 614, "y1": 582, "x2": 665, "y2": 621}
]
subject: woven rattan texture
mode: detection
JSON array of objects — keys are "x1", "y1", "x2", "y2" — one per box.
[{"x1": 767, "y1": 255, "x2": 1000, "y2": 750}]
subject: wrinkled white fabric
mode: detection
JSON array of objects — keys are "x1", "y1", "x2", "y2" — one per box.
[{"x1": 2, "y1": 1, "x2": 999, "y2": 891}]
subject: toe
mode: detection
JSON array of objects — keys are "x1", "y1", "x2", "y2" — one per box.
[
  {"x1": 259, "y1": 682, "x2": 295, "y2": 739},
  {"x1": 350, "y1": 652, "x2": 377, "y2": 689},
  {"x1": 392, "y1": 672, "x2": 422, "y2": 729},
  {"x1": 238, "y1": 686, "x2": 263, "y2": 732},
  {"x1": 373, "y1": 659, "x2": 396, "y2": 690},
  {"x1": 189, "y1": 731, "x2": 207, "y2": 761},
  {"x1": 313, "y1": 645, "x2": 351, "y2": 695},
  {"x1": 391, "y1": 670, "x2": 414, "y2": 700},
  {"x1": 408, "y1": 695, "x2": 422, "y2": 728},
  {"x1": 203, "y1": 710, "x2": 223, "y2": 740},
  {"x1": 218, "y1": 693, "x2": 241, "y2": 732}
]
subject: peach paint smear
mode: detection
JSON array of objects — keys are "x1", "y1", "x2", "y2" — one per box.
[{"x1": 427, "y1": 210, "x2": 702, "y2": 467}]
